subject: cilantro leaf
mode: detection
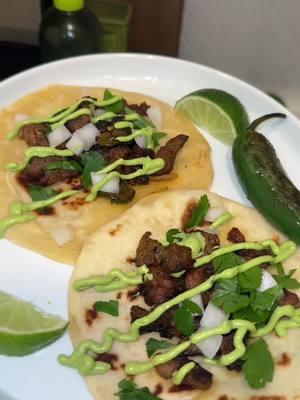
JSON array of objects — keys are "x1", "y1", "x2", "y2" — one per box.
[
  {"x1": 212, "y1": 278, "x2": 250, "y2": 314},
  {"x1": 250, "y1": 286, "x2": 282, "y2": 311},
  {"x1": 46, "y1": 160, "x2": 83, "y2": 172},
  {"x1": 239, "y1": 266, "x2": 263, "y2": 291},
  {"x1": 233, "y1": 306, "x2": 270, "y2": 324},
  {"x1": 173, "y1": 306, "x2": 195, "y2": 336},
  {"x1": 145, "y1": 338, "x2": 174, "y2": 357},
  {"x1": 152, "y1": 132, "x2": 167, "y2": 147},
  {"x1": 81, "y1": 151, "x2": 107, "y2": 188},
  {"x1": 242, "y1": 339, "x2": 274, "y2": 389},
  {"x1": 185, "y1": 195, "x2": 210, "y2": 229},
  {"x1": 182, "y1": 299, "x2": 202, "y2": 314},
  {"x1": 115, "y1": 379, "x2": 162, "y2": 400},
  {"x1": 273, "y1": 269, "x2": 300, "y2": 289},
  {"x1": 213, "y1": 253, "x2": 243, "y2": 273},
  {"x1": 275, "y1": 263, "x2": 285, "y2": 275},
  {"x1": 94, "y1": 300, "x2": 119, "y2": 316},
  {"x1": 103, "y1": 89, "x2": 124, "y2": 114},
  {"x1": 28, "y1": 184, "x2": 59, "y2": 202},
  {"x1": 165, "y1": 228, "x2": 185, "y2": 244}
]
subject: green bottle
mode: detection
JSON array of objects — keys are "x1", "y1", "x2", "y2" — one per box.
[{"x1": 39, "y1": 0, "x2": 102, "y2": 62}]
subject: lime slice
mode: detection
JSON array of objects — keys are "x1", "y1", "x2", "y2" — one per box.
[
  {"x1": 0, "y1": 290, "x2": 67, "y2": 356},
  {"x1": 176, "y1": 89, "x2": 249, "y2": 145}
]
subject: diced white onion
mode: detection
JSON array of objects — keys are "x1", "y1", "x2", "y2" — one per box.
[
  {"x1": 74, "y1": 123, "x2": 99, "y2": 151},
  {"x1": 48, "y1": 125, "x2": 72, "y2": 147},
  {"x1": 134, "y1": 134, "x2": 147, "y2": 149},
  {"x1": 15, "y1": 113, "x2": 30, "y2": 122},
  {"x1": 190, "y1": 294, "x2": 204, "y2": 311},
  {"x1": 147, "y1": 106, "x2": 163, "y2": 129},
  {"x1": 90, "y1": 172, "x2": 120, "y2": 194},
  {"x1": 94, "y1": 108, "x2": 105, "y2": 118},
  {"x1": 50, "y1": 227, "x2": 73, "y2": 246},
  {"x1": 197, "y1": 226, "x2": 219, "y2": 236},
  {"x1": 66, "y1": 134, "x2": 85, "y2": 156},
  {"x1": 205, "y1": 206, "x2": 227, "y2": 222},
  {"x1": 257, "y1": 270, "x2": 277, "y2": 292},
  {"x1": 196, "y1": 302, "x2": 228, "y2": 359}
]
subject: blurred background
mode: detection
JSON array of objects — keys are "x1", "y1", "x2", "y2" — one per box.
[{"x1": 0, "y1": 0, "x2": 298, "y2": 115}]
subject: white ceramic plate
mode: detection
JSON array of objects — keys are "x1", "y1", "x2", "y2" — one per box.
[{"x1": 0, "y1": 54, "x2": 299, "y2": 400}]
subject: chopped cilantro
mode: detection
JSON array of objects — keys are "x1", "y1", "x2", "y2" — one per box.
[
  {"x1": 233, "y1": 306, "x2": 270, "y2": 324},
  {"x1": 250, "y1": 286, "x2": 282, "y2": 311},
  {"x1": 242, "y1": 339, "x2": 274, "y2": 389},
  {"x1": 103, "y1": 89, "x2": 124, "y2": 114},
  {"x1": 173, "y1": 305, "x2": 195, "y2": 336},
  {"x1": 182, "y1": 299, "x2": 202, "y2": 314},
  {"x1": 115, "y1": 379, "x2": 162, "y2": 400},
  {"x1": 94, "y1": 300, "x2": 119, "y2": 316},
  {"x1": 46, "y1": 160, "x2": 83, "y2": 172},
  {"x1": 239, "y1": 266, "x2": 263, "y2": 291},
  {"x1": 28, "y1": 184, "x2": 59, "y2": 202},
  {"x1": 152, "y1": 132, "x2": 167, "y2": 147},
  {"x1": 212, "y1": 278, "x2": 250, "y2": 314},
  {"x1": 185, "y1": 195, "x2": 210, "y2": 229},
  {"x1": 213, "y1": 252, "x2": 243, "y2": 273},
  {"x1": 273, "y1": 268, "x2": 300, "y2": 289},
  {"x1": 145, "y1": 338, "x2": 174, "y2": 357},
  {"x1": 81, "y1": 151, "x2": 107, "y2": 188},
  {"x1": 165, "y1": 228, "x2": 186, "y2": 244}
]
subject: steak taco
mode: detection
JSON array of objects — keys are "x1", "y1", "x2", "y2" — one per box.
[
  {"x1": 60, "y1": 190, "x2": 300, "y2": 400},
  {"x1": 0, "y1": 86, "x2": 212, "y2": 264}
]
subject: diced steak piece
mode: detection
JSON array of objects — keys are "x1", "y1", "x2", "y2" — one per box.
[
  {"x1": 236, "y1": 248, "x2": 271, "y2": 261},
  {"x1": 278, "y1": 289, "x2": 300, "y2": 308},
  {"x1": 219, "y1": 332, "x2": 244, "y2": 371},
  {"x1": 66, "y1": 114, "x2": 91, "y2": 133},
  {"x1": 24, "y1": 156, "x2": 63, "y2": 180},
  {"x1": 182, "y1": 363, "x2": 213, "y2": 390},
  {"x1": 199, "y1": 230, "x2": 220, "y2": 254},
  {"x1": 19, "y1": 123, "x2": 49, "y2": 147},
  {"x1": 107, "y1": 145, "x2": 131, "y2": 164},
  {"x1": 142, "y1": 268, "x2": 179, "y2": 306},
  {"x1": 125, "y1": 101, "x2": 150, "y2": 116},
  {"x1": 39, "y1": 169, "x2": 79, "y2": 186},
  {"x1": 158, "y1": 243, "x2": 194, "y2": 273},
  {"x1": 227, "y1": 227, "x2": 246, "y2": 243},
  {"x1": 156, "y1": 357, "x2": 186, "y2": 379},
  {"x1": 154, "y1": 134, "x2": 188, "y2": 175},
  {"x1": 135, "y1": 232, "x2": 163, "y2": 267},
  {"x1": 182, "y1": 345, "x2": 202, "y2": 357},
  {"x1": 95, "y1": 119, "x2": 112, "y2": 133},
  {"x1": 185, "y1": 264, "x2": 214, "y2": 290},
  {"x1": 130, "y1": 143, "x2": 155, "y2": 159}
]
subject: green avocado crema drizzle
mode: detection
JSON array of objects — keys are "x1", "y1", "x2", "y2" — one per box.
[
  {"x1": 58, "y1": 239, "x2": 299, "y2": 380},
  {"x1": 86, "y1": 157, "x2": 165, "y2": 202},
  {"x1": 6, "y1": 95, "x2": 123, "y2": 140}
]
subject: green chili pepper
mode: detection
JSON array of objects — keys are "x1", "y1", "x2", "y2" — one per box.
[{"x1": 233, "y1": 113, "x2": 300, "y2": 244}]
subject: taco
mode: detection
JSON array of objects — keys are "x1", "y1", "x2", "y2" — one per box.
[
  {"x1": 0, "y1": 86, "x2": 212, "y2": 264},
  {"x1": 60, "y1": 189, "x2": 300, "y2": 400}
]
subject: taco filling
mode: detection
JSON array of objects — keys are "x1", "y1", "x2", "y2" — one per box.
[{"x1": 59, "y1": 193, "x2": 300, "y2": 398}]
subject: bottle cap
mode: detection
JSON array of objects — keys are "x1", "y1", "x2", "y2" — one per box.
[{"x1": 53, "y1": 0, "x2": 84, "y2": 12}]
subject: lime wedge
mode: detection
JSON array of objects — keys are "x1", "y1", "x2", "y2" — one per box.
[
  {"x1": 0, "y1": 290, "x2": 67, "y2": 356},
  {"x1": 176, "y1": 89, "x2": 249, "y2": 145}
]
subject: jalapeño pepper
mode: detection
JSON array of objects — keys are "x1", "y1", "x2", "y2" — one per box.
[{"x1": 233, "y1": 113, "x2": 300, "y2": 244}]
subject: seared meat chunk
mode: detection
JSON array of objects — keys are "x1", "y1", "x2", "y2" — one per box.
[
  {"x1": 107, "y1": 145, "x2": 131, "y2": 164},
  {"x1": 156, "y1": 357, "x2": 213, "y2": 390},
  {"x1": 159, "y1": 243, "x2": 194, "y2": 273},
  {"x1": 278, "y1": 289, "x2": 300, "y2": 308},
  {"x1": 199, "y1": 230, "x2": 220, "y2": 254},
  {"x1": 185, "y1": 263, "x2": 214, "y2": 290},
  {"x1": 183, "y1": 363, "x2": 213, "y2": 390},
  {"x1": 142, "y1": 269, "x2": 179, "y2": 306},
  {"x1": 66, "y1": 114, "x2": 91, "y2": 132},
  {"x1": 19, "y1": 123, "x2": 49, "y2": 147},
  {"x1": 98, "y1": 128, "x2": 130, "y2": 147},
  {"x1": 236, "y1": 248, "x2": 271, "y2": 261},
  {"x1": 182, "y1": 345, "x2": 202, "y2": 357},
  {"x1": 135, "y1": 232, "x2": 162, "y2": 267},
  {"x1": 219, "y1": 332, "x2": 244, "y2": 371},
  {"x1": 125, "y1": 101, "x2": 150, "y2": 116},
  {"x1": 95, "y1": 119, "x2": 112, "y2": 133},
  {"x1": 130, "y1": 143, "x2": 155, "y2": 159},
  {"x1": 23, "y1": 156, "x2": 80, "y2": 185},
  {"x1": 154, "y1": 134, "x2": 188, "y2": 175},
  {"x1": 227, "y1": 227, "x2": 245, "y2": 243}
]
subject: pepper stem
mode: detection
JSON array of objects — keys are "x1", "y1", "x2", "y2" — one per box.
[{"x1": 247, "y1": 113, "x2": 286, "y2": 132}]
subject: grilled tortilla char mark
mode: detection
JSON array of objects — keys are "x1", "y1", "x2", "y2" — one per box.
[
  {"x1": 154, "y1": 134, "x2": 189, "y2": 176},
  {"x1": 19, "y1": 123, "x2": 49, "y2": 147},
  {"x1": 21, "y1": 155, "x2": 80, "y2": 186},
  {"x1": 156, "y1": 356, "x2": 213, "y2": 390},
  {"x1": 278, "y1": 289, "x2": 300, "y2": 308}
]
